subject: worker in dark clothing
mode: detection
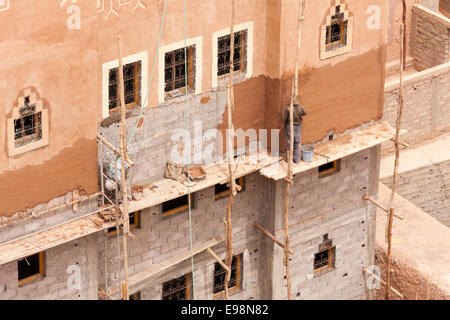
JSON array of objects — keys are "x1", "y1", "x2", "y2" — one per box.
[{"x1": 282, "y1": 100, "x2": 307, "y2": 163}]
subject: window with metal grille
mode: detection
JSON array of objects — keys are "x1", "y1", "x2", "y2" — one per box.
[
  {"x1": 213, "y1": 254, "x2": 242, "y2": 295},
  {"x1": 14, "y1": 96, "x2": 42, "y2": 147},
  {"x1": 217, "y1": 30, "x2": 247, "y2": 77},
  {"x1": 164, "y1": 45, "x2": 196, "y2": 99},
  {"x1": 325, "y1": 5, "x2": 348, "y2": 52},
  {"x1": 18, "y1": 252, "x2": 44, "y2": 285},
  {"x1": 313, "y1": 235, "x2": 335, "y2": 275},
  {"x1": 162, "y1": 273, "x2": 191, "y2": 300},
  {"x1": 108, "y1": 61, "x2": 141, "y2": 112},
  {"x1": 107, "y1": 210, "x2": 141, "y2": 236}
]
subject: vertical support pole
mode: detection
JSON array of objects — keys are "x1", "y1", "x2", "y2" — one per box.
[
  {"x1": 385, "y1": 10, "x2": 406, "y2": 298},
  {"x1": 118, "y1": 35, "x2": 130, "y2": 301},
  {"x1": 223, "y1": 0, "x2": 237, "y2": 301}
]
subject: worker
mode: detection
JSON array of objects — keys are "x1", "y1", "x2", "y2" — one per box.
[{"x1": 282, "y1": 99, "x2": 307, "y2": 163}]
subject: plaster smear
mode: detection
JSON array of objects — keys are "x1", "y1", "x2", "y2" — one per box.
[{"x1": 0, "y1": 138, "x2": 98, "y2": 217}]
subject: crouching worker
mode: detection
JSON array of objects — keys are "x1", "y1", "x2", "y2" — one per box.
[{"x1": 282, "y1": 99, "x2": 307, "y2": 163}]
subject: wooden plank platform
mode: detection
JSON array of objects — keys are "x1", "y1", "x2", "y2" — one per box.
[
  {"x1": 128, "y1": 152, "x2": 281, "y2": 213},
  {"x1": 0, "y1": 212, "x2": 115, "y2": 266},
  {"x1": 261, "y1": 121, "x2": 405, "y2": 181},
  {"x1": 107, "y1": 236, "x2": 224, "y2": 296}
]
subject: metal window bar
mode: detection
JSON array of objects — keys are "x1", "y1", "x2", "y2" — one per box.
[
  {"x1": 164, "y1": 45, "x2": 196, "y2": 98},
  {"x1": 217, "y1": 30, "x2": 248, "y2": 77},
  {"x1": 325, "y1": 11, "x2": 348, "y2": 52},
  {"x1": 109, "y1": 62, "x2": 142, "y2": 111},
  {"x1": 162, "y1": 274, "x2": 191, "y2": 300},
  {"x1": 213, "y1": 255, "x2": 238, "y2": 293},
  {"x1": 14, "y1": 108, "x2": 42, "y2": 147}
]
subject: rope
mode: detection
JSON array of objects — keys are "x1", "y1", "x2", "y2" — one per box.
[
  {"x1": 127, "y1": 0, "x2": 168, "y2": 143},
  {"x1": 183, "y1": 0, "x2": 196, "y2": 299}
]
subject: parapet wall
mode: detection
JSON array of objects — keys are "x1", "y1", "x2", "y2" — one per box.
[
  {"x1": 410, "y1": 4, "x2": 450, "y2": 70},
  {"x1": 383, "y1": 62, "x2": 450, "y2": 154}
]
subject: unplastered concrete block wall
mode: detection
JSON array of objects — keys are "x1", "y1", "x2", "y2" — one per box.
[
  {"x1": 381, "y1": 159, "x2": 450, "y2": 227},
  {"x1": 0, "y1": 196, "x2": 96, "y2": 245},
  {"x1": 0, "y1": 234, "x2": 98, "y2": 300},
  {"x1": 99, "y1": 171, "x2": 267, "y2": 300},
  {"x1": 410, "y1": 5, "x2": 450, "y2": 70},
  {"x1": 275, "y1": 149, "x2": 375, "y2": 300},
  {"x1": 98, "y1": 89, "x2": 228, "y2": 186},
  {"x1": 382, "y1": 62, "x2": 450, "y2": 154}
]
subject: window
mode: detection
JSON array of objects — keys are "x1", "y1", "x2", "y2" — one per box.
[
  {"x1": 164, "y1": 45, "x2": 196, "y2": 99},
  {"x1": 108, "y1": 61, "x2": 141, "y2": 113},
  {"x1": 162, "y1": 273, "x2": 191, "y2": 300},
  {"x1": 217, "y1": 30, "x2": 247, "y2": 77},
  {"x1": 320, "y1": 1, "x2": 353, "y2": 60},
  {"x1": 162, "y1": 194, "x2": 193, "y2": 217},
  {"x1": 129, "y1": 291, "x2": 141, "y2": 300},
  {"x1": 18, "y1": 252, "x2": 44, "y2": 285},
  {"x1": 318, "y1": 160, "x2": 340, "y2": 177},
  {"x1": 214, "y1": 177, "x2": 245, "y2": 200},
  {"x1": 213, "y1": 254, "x2": 242, "y2": 295},
  {"x1": 14, "y1": 97, "x2": 42, "y2": 147},
  {"x1": 325, "y1": 5, "x2": 347, "y2": 51},
  {"x1": 7, "y1": 88, "x2": 49, "y2": 156},
  {"x1": 313, "y1": 235, "x2": 335, "y2": 276},
  {"x1": 212, "y1": 22, "x2": 253, "y2": 88},
  {"x1": 108, "y1": 210, "x2": 141, "y2": 236}
]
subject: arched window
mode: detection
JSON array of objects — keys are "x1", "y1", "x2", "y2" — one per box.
[{"x1": 320, "y1": 1, "x2": 353, "y2": 60}]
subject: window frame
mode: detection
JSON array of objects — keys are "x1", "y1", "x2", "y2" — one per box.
[
  {"x1": 162, "y1": 194, "x2": 193, "y2": 217},
  {"x1": 7, "y1": 88, "x2": 49, "y2": 157},
  {"x1": 212, "y1": 21, "x2": 253, "y2": 89},
  {"x1": 213, "y1": 253, "x2": 243, "y2": 298},
  {"x1": 214, "y1": 176, "x2": 245, "y2": 200},
  {"x1": 18, "y1": 252, "x2": 45, "y2": 286},
  {"x1": 107, "y1": 210, "x2": 141, "y2": 236},
  {"x1": 318, "y1": 160, "x2": 340, "y2": 177},
  {"x1": 102, "y1": 51, "x2": 148, "y2": 119},
  {"x1": 320, "y1": 1, "x2": 353, "y2": 60},
  {"x1": 108, "y1": 61, "x2": 142, "y2": 115},
  {"x1": 313, "y1": 237, "x2": 336, "y2": 276},
  {"x1": 161, "y1": 273, "x2": 192, "y2": 300},
  {"x1": 158, "y1": 37, "x2": 203, "y2": 104},
  {"x1": 216, "y1": 29, "x2": 248, "y2": 79},
  {"x1": 163, "y1": 45, "x2": 196, "y2": 100}
]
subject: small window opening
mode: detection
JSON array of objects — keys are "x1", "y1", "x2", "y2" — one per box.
[
  {"x1": 129, "y1": 291, "x2": 141, "y2": 300},
  {"x1": 14, "y1": 97, "x2": 42, "y2": 147},
  {"x1": 162, "y1": 273, "x2": 191, "y2": 300},
  {"x1": 108, "y1": 210, "x2": 141, "y2": 236},
  {"x1": 325, "y1": 5, "x2": 348, "y2": 52},
  {"x1": 213, "y1": 254, "x2": 242, "y2": 295},
  {"x1": 318, "y1": 160, "x2": 340, "y2": 177},
  {"x1": 162, "y1": 194, "x2": 192, "y2": 217},
  {"x1": 214, "y1": 177, "x2": 245, "y2": 199},
  {"x1": 18, "y1": 252, "x2": 44, "y2": 285},
  {"x1": 314, "y1": 236, "x2": 335, "y2": 276}
]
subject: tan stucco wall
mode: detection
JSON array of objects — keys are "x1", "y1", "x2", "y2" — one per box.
[{"x1": 0, "y1": 0, "x2": 387, "y2": 216}]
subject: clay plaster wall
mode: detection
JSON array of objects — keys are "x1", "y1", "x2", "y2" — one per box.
[{"x1": 1, "y1": 0, "x2": 387, "y2": 216}]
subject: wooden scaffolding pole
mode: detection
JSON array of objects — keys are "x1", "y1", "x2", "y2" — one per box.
[
  {"x1": 223, "y1": 0, "x2": 237, "y2": 301},
  {"x1": 385, "y1": 4, "x2": 406, "y2": 299},
  {"x1": 118, "y1": 35, "x2": 131, "y2": 301}
]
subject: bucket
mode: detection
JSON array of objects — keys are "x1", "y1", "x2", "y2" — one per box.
[{"x1": 301, "y1": 145, "x2": 314, "y2": 163}]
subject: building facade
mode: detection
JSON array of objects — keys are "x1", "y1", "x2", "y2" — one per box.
[{"x1": 0, "y1": 0, "x2": 396, "y2": 300}]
